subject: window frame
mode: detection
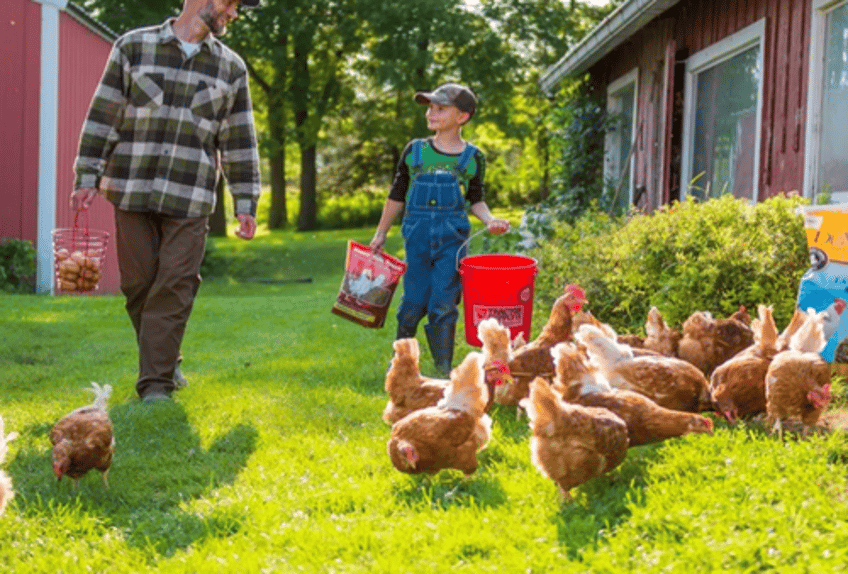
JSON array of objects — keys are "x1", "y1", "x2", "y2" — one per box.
[
  {"x1": 803, "y1": 0, "x2": 848, "y2": 203},
  {"x1": 680, "y1": 18, "x2": 766, "y2": 202},
  {"x1": 605, "y1": 67, "x2": 639, "y2": 209}
]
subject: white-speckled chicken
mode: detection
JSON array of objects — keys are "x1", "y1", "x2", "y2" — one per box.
[{"x1": 575, "y1": 324, "x2": 712, "y2": 413}]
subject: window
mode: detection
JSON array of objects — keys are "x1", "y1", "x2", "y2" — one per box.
[
  {"x1": 805, "y1": 0, "x2": 848, "y2": 204},
  {"x1": 605, "y1": 68, "x2": 638, "y2": 214},
  {"x1": 681, "y1": 20, "x2": 765, "y2": 202}
]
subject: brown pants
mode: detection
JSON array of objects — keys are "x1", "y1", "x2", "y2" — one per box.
[{"x1": 114, "y1": 209, "x2": 208, "y2": 398}]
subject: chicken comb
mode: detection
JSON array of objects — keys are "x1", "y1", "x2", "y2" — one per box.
[
  {"x1": 564, "y1": 284, "x2": 586, "y2": 312},
  {"x1": 490, "y1": 359, "x2": 509, "y2": 374},
  {"x1": 487, "y1": 359, "x2": 511, "y2": 386}
]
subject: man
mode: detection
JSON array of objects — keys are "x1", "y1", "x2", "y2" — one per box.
[{"x1": 72, "y1": 0, "x2": 262, "y2": 402}]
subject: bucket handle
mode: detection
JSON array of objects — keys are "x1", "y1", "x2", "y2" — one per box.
[
  {"x1": 72, "y1": 209, "x2": 92, "y2": 253},
  {"x1": 456, "y1": 228, "x2": 488, "y2": 271}
]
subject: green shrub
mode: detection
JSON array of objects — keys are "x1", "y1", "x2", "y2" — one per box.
[
  {"x1": 318, "y1": 189, "x2": 385, "y2": 230},
  {"x1": 0, "y1": 237, "x2": 36, "y2": 293},
  {"x1": 532, "y1": 194, "x2": 810, "y2": 334}
]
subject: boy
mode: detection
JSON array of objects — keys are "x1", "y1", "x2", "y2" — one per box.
[{"x1": 370, "y1": 83, "x2": 510, "y2": 375}]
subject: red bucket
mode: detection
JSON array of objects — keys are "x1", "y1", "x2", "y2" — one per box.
[{"x1": 459, "y1": 253, "x2": 538, "y2": 346}]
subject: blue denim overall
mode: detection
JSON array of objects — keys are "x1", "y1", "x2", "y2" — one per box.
[{"x1": 396, "y1": 140, "x2": 477, "y2": 375}]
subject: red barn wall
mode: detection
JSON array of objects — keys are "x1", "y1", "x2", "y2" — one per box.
[
  {"x1": 58, "y1": 11, "x2": 119, "y2": 294},
  {"x1": 1, "y1": 0, "x2": 41, "y2": 243},
  {"x1": 590, "y1": 0, "x2": 811, "y2": 207}
]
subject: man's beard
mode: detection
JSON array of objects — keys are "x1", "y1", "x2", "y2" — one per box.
[{"x1": 199, "y1": 3, "x2": 227, "y2": 36}]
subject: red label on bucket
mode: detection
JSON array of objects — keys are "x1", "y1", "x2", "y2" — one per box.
[{"x1": 473, "y1": 305, "x2": 524, "y2": 328}]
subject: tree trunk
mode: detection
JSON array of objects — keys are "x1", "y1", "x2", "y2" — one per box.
[
  {"x1": 208, "y1": 177, "x2": 227, "y2": 236},
  {"x1": 267, "y1": 111, "x2": 287, "y2": 229},
  {"x1": 267, "y1": 36, "x2": 288, "y2": 229},
  {"x1": 298, "y1": 144, "x2": 318, "y2": 230}
]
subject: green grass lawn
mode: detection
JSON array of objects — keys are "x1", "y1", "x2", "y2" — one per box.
[{"x1": 3, "y1": 222, "x2": 848, "y2": 573}]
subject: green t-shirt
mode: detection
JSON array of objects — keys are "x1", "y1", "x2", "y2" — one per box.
[{"x1": 388, "y1": 138, "x2": 486, "y2": 204}]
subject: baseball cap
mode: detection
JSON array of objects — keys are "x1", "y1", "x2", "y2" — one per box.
[
  {"x1": 414, "y1": 83, "x2": 477, "y2": 118},
  {"x1": 240, "y1": 0, "x2": 261, "y2": 6}
]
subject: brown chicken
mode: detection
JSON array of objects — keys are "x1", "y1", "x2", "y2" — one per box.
[
  {"x1": 0, "y1": 415, "x2": 18, "y2": 515},
  {"x1": 50, "y1": 382, "x2": 114, "y2": 489},
  {"x1": 388, "y1": 352, "x2": 492, "y2": 475},
  {"x1": 709, "y1": 304, "x2": 779, "y2": 422},
  {"x1": 476, "y1": 317, "x2": 514, "y2": 413},
  {"x1": 642, "y1": 306, "x2": 683, "y2": 357},
  {"x1": 552, "y1": 342, "x2": 712, "y2": 446},
  {"x1": 497, "y1": 284, "x2": 587, "y2": 407},
  {"x1": 382, "y1": 338, "x2": 450, "y2": 425},
  {"x1": 521, "y1": 376, "x2": 629, "y2": 501},
  {"x1": 383, "y1": 320, "x2": 513, "y2": 424},
  {"x1": 575, "y1": 324, "x2": 713, "y2": 412},
  {"x1": 677, "y1": 309, "x2": 754, "y2": 376},
  {"x1": 765, "y1": 309, "x2": 832, "y2": 434}
]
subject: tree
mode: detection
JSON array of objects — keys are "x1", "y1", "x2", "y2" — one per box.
[{"x1": 77, "y1": 0, "x2": 177, "y2": 33}]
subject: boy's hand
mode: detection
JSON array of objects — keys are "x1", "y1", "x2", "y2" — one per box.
[
  {"x1": 486, "y1": 218, "x2": 510, "y2": 235},
  {"x1": 370, "y1": 232, "x2": 386, "y2": 254}
]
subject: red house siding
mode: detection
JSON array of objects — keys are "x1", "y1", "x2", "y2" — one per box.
[
  {"x1": 1, "y1": 0, "x2": 41, "y2": 243},
  {"x1": 58, "y1": 11, "x2": 119, "y2": 294},
  {"x1": 590, "y1": 0, "x2": 812, "y2": 207}
]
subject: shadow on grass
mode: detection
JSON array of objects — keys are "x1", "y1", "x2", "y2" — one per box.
[
  {"x1": 10, "y1": 400, "x2": 257, "y2": 559},
  {"x1": 392, "y1": 471, "x2": 509, "y2": 510},
  {"x1": 551, "y1": 444, "x2": 655, "y2": 560}
]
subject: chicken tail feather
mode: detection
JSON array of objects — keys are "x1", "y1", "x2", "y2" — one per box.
[
  {"x1": 439, "y1": 352, "x2": 487, "y2": 417},
  {"x1": 790, "y1": 309, "x2": 827, "y2": 353},
  {"x1": 89, "y1": 382, "x2": 112, "y2": 411}
]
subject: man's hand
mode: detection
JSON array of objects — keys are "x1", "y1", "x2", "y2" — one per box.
[
  {"x1": 71, "y1": 188, "x2": 98, "y2": 211},
  {"x1": 235, "y1": 213, "x2": 257, "y2": 240}
]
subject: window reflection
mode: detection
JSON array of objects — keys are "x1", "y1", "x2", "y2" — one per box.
[
  {"x1": 817, "y1": 3, "x2": 848, "y2": 203},
  {"x1": 691, "y1": 46, "x2": 760, "y2": 201}
]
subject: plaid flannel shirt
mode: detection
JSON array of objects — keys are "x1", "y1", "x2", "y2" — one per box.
[{"x1": 74, "y1": 20, "x2": 261, "y2": 218}]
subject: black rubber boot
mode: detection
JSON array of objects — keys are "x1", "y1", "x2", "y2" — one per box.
[{"x1": 425, "y1": 322, "x2": 455, "y2": 377}]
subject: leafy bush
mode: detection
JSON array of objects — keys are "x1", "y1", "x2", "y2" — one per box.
[
  {"x1": 0, "y1": 237, "x2": 36, "y2": 293},
  {"x1": 318, "y1": 188, "x2": 385, "y2": 230},
  {"x1": 532, "y1": 194, "x2": 810, "y2": 334}
]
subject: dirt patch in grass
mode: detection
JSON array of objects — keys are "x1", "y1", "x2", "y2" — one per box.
[{"x1": 817, "y1": 408, "x2": 848, "y2": 432}]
